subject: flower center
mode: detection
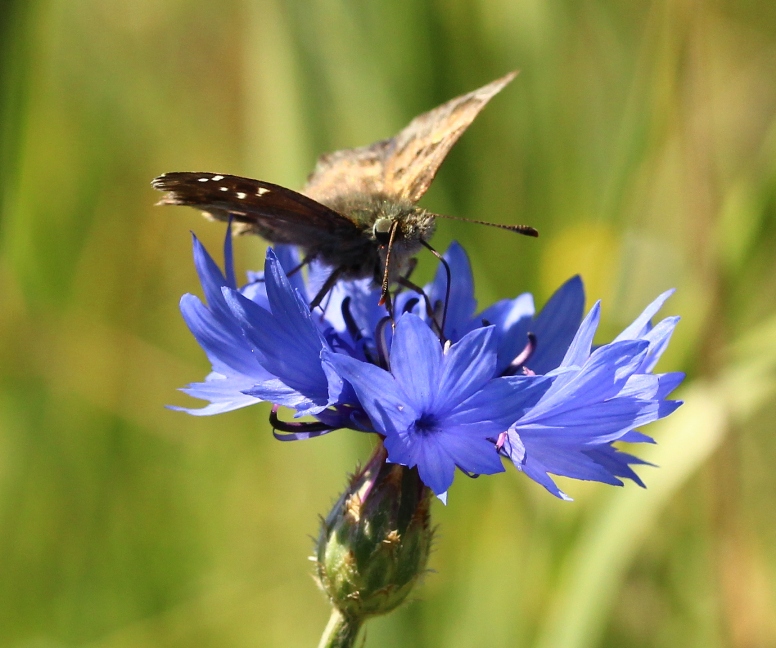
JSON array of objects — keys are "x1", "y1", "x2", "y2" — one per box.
[{"x1": 412, "y1": 413, "x2": 439, "y2": 437}]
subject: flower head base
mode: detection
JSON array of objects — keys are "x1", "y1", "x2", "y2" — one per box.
[
  {"x1": 175, "y1": 226, "x2": 683, "y2": 501},
  {"x1": 316, "y1": 444, "x2": 432, "y2": 620}
]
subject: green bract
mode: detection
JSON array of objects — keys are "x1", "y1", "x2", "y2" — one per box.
[{"x1": 315, "y1": 445, "x2": 432, "y2": 621}]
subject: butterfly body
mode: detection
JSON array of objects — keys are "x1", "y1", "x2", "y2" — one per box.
[
  {"x1": 153, "y1": 72, "x2": 533, "y2": 299},
  {"x1": 315, "y1": 192, "x2": 435, "y2": 282}
]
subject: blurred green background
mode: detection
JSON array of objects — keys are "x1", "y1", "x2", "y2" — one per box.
[{"x1": 1, "y1": 1, "x2": 776, "y2": 646}]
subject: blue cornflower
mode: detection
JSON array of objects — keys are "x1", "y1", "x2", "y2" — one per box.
[
  {"x1": 323, "y1": 314, "x2": 550, "y2": 497},
  {"x1": 174, "y1": 226, "x2": 683, "y2": 500}
]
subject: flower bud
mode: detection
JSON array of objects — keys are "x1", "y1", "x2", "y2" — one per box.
[{"x1": 315, "y1": 443, "x2": 432, "y2": 620}]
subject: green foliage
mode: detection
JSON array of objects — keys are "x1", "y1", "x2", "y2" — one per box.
[{"x1": 1, "y1": 1, "x2": 776, "y2": 646}]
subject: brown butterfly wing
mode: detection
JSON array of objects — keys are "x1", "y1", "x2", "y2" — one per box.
[
  {"x1": 384, "y1": 72, "x2": 517, "y2": 203},
  {"x1": 302, "y1": 72, "x2": 517, "y2": 205},
  {"x1": 152, "y1": 172, "x2": 362, "y2": 247},
  {"x1": 303, "y1": 139, "x2": 392, "y2": 204}
]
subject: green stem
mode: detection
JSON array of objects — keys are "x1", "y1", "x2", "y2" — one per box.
[{"x1": 317, "y1": 608, "x2": 363, "y2": 648}]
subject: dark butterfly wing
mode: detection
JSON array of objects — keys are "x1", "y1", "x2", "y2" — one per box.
[
  {"x1": 302, "y1": 72, "x2": 517, "y2": 206},
  {"x1": 152, "y1": 172, "x2": 362, "y2": 247}
]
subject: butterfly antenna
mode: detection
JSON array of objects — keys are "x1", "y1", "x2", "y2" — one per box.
[{"x1": 432, "y1": 213, "x2": 538, "y2": 237}]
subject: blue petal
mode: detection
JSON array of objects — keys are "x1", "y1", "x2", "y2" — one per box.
[
  {"x1": 272, "y1": 245, "x2": 307, "y2": 296},
  {"x1": 322, "y1": 350, "x2": 418, "y2": 434},
  {"x1": 615, "y1": 289, "x2": 675, "y2": 341},
  {"x1": 390, "y1": 313, "x2": 443, "y2": 412},
  {"x1": 638, "y1": 316, "x2": 680, "y2": 372},
  {"x1": 305, "y1": 258, "x2": 333, "y2": 305},
  {"x1": 446, "y1": 375, "x2": 551, "y2": 431},
  {"x1": 443, "y1": 432, "x2": 505, "y2": 476},
  {"x1": 525, "y1": 340, "x2": 649, "y2": 419},
  {"x1": 263, "y1": 249, "x2": 320, "y2": 327},
  {"x1": 392, "y1": 435, "x2": 457, "y2": 496},
  {"x1": 512, "y1": 442, "x2": 573, "y2": 500},
  {"x1": 434, "y1": 326, "x2": 497, "y2": 413},
  {"x1": 242, "y1": 380, "x2": 325, "y2": 416},
  {"x1": 321, "y1": 356, "x2": 355, "y2": 407},
  {"x1": 619, "y1": 374, "x2": 660, "y2": 399},
  {"x1": 519, "y1": 398, "x2": 656, "y2": 445},
  {"x1": 320, "y1": 276, "x2": 385, "y2": 339},
  {"x1": 223, "y1": 279, "x2": 330, "y2": 405},
  {"x1": 619, "y1": 430, "x2": 656, "y2": 444},
  {"x1": 657, "y1": 399, "x2": 683, "y2": 419},
  {"x1": 529, "y1": 276, "x2": 586, "y2": 374},
  {"x1": 383, "y1": 425, "x2": 503, "y2": 497},
  {"x1": 273, "y1": 428, "x2": 336, "y2": 442},
  {"x1": 584, "y1": 445, "x2": 653, "y2": 487},
  {"x1": 560, "y1": 301, "x2": 601, "y2": 367},
  {"x1": 656, "y1": 372, "x2": 685, "y2": 399},
  {"x1": 477, "y1": 293, "x2": 535, "y2": 372},
  {"x1": 524, "y1": 439, "x2": 625, "y2": 485},
  {"x1": 173, "y1": 373, "x2": 262, "y2": 415},
  {"x1": 180, "y1": 293, "x2": 266, "y2": 379},
  {"x1": 191, "y1": 234, "x2": 229, "y2": 317},
  {"x1": 239, "y1": 266, "x2": 271, "y2": 308}
]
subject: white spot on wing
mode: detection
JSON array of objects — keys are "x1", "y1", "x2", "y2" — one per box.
[
  {"x1": 219, "y1": 186, "x2": 228, "y2": 192},
  {"x1": 236, "y1": 192, "x2": 247, "y2": 199},
  {"x1": 212, "y1": 175, "x2": 224, "y2": 181},
  {"x1": 257, "y1": 187, "x2": 271, "y2": 196},
  {"x1": 197, "y1": 177, "x2": 209, "y2": 182}
]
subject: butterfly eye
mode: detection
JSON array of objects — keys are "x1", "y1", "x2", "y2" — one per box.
[{"x1": 373, "y1": 218, "x2": 393, "y2": 244}]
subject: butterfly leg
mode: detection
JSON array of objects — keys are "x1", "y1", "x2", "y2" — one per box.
[
  {"x1": 309, "y1": 266, "x2": 345, "y2": 311},
  {"x1": 420, "y1": 240, "x2": 451, "y2": 339},
  {"x1": 286, "y1": 252, "x2": 315, "y2": 278}
]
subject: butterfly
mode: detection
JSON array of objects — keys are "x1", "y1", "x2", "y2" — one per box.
[{"x1": 152, "y1": 71, "x2": 537, "y2": 311}]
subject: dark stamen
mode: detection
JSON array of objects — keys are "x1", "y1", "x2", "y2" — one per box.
[
  {"x1": 269, "y1": 405, "x2": 333, "y2": 439},
  {"x1": 375, "y1": 316, "x2": 392, "y2": 371},
  {"x1": 341, "y1": 297, "x2": 363, "y2": 342},
  {"x1": 342, "y1": 296, "x2": 377, "y2": 364},
  {"x1": 503, "y1": 333, "x2": 538, "y2": 376},
  {"x1": 402, "y1": 297, "x2": 420, "y2": 314}
]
